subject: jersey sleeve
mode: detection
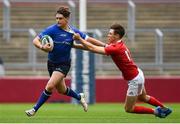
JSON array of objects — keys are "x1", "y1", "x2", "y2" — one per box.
[
  {"x1": 38, "y1": 25, "x2": 53, "y2": 39},
  {"x1": 72, "y1": 27, "x2": 89, "y2": 40},
  {"x1": 105, "y1": 44, "x2": 118, "y2": 55}
]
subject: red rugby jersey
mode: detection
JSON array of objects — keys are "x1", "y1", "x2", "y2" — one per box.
[{"x1": 105, "y1": 40, "x2": 138, "y2": 80}]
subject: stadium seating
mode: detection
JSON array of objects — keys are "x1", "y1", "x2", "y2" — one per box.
[{"x1": 0, "y1": 1, "x2": 180, "y2": 76}]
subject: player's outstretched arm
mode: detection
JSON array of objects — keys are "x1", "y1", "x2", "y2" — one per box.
[
  {"x1": 72, "y1": 41, "x2": 89, "y2": 51},
  {"x1": 73, "y1": 33, "x2": 106, "y2": 55},
  {"x1": 86, "y1": 37, "x2": 106, "y2": 47}
]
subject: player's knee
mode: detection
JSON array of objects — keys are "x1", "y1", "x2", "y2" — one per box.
[
  {"x1": 46, "y1": 83, "x2": 55, "y2": 92},
  {"x1": 124, "y1": 106, "x2": 134, "y2": 113},
  {"x1": 138, "y1": 95, "x2": 149, "y2": 102}
]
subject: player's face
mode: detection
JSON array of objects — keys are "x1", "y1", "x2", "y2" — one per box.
[
  {"x1": 107, "y1": 29, "x2": 117, "y2": 44},
  {"x1": 55, "y1": 13, "x2": 68, "y2": 28}
]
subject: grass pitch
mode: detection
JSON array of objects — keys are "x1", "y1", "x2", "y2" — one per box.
[{"x1": 0, "y1": 103, "x2": 179, "y2": 123}]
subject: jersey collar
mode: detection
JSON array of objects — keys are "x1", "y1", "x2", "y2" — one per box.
[{"x1": 117, "y1": 39, "x2": 122, "y2": 43}]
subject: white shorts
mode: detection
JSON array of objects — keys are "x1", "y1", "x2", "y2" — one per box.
[{"x1": 127, "y1": 68, "x2": 145, "y2": 96}]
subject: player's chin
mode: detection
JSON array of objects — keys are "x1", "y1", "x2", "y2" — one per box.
[{"x1": 57, "y1": 23, "x2": 61, "y2": 26}]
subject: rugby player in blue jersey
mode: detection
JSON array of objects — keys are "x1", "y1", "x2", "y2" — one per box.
[{"x1": 25, "y1": 6, "x2": 106, "y2": 117}]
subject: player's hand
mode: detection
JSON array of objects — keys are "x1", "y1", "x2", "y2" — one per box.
[
  {"x1": 41, "y1": 43, "x2": 52, "y2": 52},
  {"x1": 73, "y1": 33, "x2": 81, "y2": 40}
]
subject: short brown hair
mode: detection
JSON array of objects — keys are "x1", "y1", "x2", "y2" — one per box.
[
  {"x1": 110, "y1": 24, "x2": 125, "y2": 38},
  {"x1": 56, "y1": 6, "x2": 70, "y2": 18}
]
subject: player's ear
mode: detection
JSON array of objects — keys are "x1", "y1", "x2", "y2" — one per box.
[{"x1": 114, "y1": 34, "x2": 120, "y2": 39}]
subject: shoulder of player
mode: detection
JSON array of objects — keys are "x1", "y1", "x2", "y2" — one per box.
[
  {"x1": 116, "y1": 40, "x2": 126, "y2": 47},
  {"x1": 106, "y1": 42, "x2": 126, "y2": 51},
  {"x1": 69, "y1": 26, "x2": 83, "y2": 34},
  {"x1": 44, "y1": 24, "x2": 58, "y2": 31},
  {"x1": 107, "y1": 42, "x2": 119, "y2": 47}
]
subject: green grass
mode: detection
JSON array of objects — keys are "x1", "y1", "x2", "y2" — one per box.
[{"x1": 0, "y1": 103, "x2": 179, "y2": 123}]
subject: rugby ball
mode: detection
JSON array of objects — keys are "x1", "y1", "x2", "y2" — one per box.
[{"x1": 41, "y1": 35, "x2": 54, "y2": 51}]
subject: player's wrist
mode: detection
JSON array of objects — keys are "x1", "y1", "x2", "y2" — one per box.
[
  {"x1": 104, "y1": 44, "x2": 107, "y2": 47},
  {"x1": 40, "y1": 44, "x2": 44, "y2": 50}
]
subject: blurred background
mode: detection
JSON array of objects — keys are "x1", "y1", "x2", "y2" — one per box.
[{"x1": 0, "y1": 0, "x2": 180, "y2": 103}]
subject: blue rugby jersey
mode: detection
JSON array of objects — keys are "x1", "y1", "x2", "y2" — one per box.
[{"x1": 38, "y1": 24, "x2": 88, "y2": 64}]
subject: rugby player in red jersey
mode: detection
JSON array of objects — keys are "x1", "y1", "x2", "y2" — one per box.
[{"x1": 73, "y1": 23, "x2": 172, "y2": 118}]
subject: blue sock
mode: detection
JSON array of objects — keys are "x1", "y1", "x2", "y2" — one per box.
[
  {"x1": 33, "y1": 89, "x2": 52, "y2": 112},
  {"x1": 65, "y1": 87, "x2": 81, "y2": 100}
]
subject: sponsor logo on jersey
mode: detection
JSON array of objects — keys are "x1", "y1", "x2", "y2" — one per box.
[
  {"x1": 54, "y1": 41, "x2": 71, "y2": 46},
  {"x1": 59, "y1": 34, "x2": 67, "y2": 37}
]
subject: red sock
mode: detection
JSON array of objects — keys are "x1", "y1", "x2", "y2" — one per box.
[
  {"x1": 133, "y1": 106, "x2": 154, "y2": 114},
  {"x1": 147, "y1": 96, "x2": 164, "y2": 107}
]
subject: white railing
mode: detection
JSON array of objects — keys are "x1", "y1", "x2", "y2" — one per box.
[
  {"x1": 127, "y1": 0, "x2": 136, "y2": 43},
  {"x1": 68, "y1": 0, "x2": 78, "y2": 104},
  {"x1": 28, "y1": 28, "x2": 37, "y2": 71},
  {"x1": 1, "y1": 28, "x2": 180, "y2": 75},
  {"x1": 3, "y1": 0, "x2": 11, "y2": 42},
  {"x1": 155, "y1": 29, "x2": 163, "y2": 72}
]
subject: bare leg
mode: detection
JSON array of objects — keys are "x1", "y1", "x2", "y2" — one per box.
[
  {"x1": 25, "y1": 71, "x2": 64, "y2": 116},
  {"x1": 124, "y1": 95, "x2": 137, "y2": 113},
  {"x1": 138, "y1": 88, "x2": 150, "y2": 102},
  {"x1": 55, "y1": 75, "x2": 88, "y2": 112},
  {"x1": 55, "y1": 76, "x2": 81, "y2": 100},
  {"x1": 138, "y1": 88, "x2": 164, "y2": 107},
  {"x1": 46, "y1": 71, "x2": 64, "y2": 92},
  {"x1": 55, "y1": 78, "x2": 67, "y2": 94}
]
